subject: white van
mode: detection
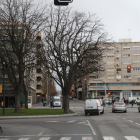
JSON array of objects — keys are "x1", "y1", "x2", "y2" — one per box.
[
  {"x1": 84, "y1": 99, "x2": 104, "y2": 115},
  {"x1": 53, "y1": 96, "x2": 61, "y2": 107}
]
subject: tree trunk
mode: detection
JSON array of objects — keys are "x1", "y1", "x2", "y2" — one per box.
[
  {"x1": 15, "y1": 91, "x2": 20, "y2": 113},
  {"x1": 62, "y1": 88, "x2": 69, "y2": 113},
  {"x1": 23, "y1": 82, "x2": 28, "y2": 109}
]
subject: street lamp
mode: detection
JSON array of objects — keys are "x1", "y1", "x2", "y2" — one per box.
[{"x1": 3, "y1": 62, "x2": 5, "y2": 116}]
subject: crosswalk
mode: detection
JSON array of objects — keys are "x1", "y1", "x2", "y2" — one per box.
[{"x1": 0, "y1": 136, "x2": 139, "y2": 140}]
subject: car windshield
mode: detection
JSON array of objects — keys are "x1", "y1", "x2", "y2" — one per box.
[
  {"x1": 54, "y1": 99, "x2": 61, "y2": 102},
  {"x1": 115, "y1": 103, "x2": 124, "y2": 105}
]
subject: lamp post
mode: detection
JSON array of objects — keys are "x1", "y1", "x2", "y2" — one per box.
[{"x1": 3, "y1": 62, "x2": 5, "y2": 116}]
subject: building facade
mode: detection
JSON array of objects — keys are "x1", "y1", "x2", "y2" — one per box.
[{"x1": 87, "y1": 39, "x2": 140, "y2": 101}]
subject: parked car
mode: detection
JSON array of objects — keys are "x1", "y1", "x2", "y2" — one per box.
[
  {"x1": 84, "y1": 98, "x2": 104, "y2": 115},
  {"x1": 138, "y1": 105, "x2": 140, "y2": 113},
  {"x1": 112, "y1": 102, "x2": 127, "y2": 113}
]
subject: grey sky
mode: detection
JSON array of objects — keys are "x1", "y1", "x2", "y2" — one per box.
[
  {"x1": 38, "y1": 0, "x2": 140, "y2": 90},
  {"x1": 40, "y1": 0, "x2": 140, "y2": 42}
]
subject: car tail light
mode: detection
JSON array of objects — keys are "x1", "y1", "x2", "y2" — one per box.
[
  {"x1": 96, "y1": 103, "x2": 98, "y2": 109},
  {"x1": 113, "y1": 105, "x2": 116, "y2": 107},
  {"x1": 124, "y1": 104, "x2": 126, "y2": 107},
  {"x1": 84, "y1": 104, "x2": 86, "y2": 109}
]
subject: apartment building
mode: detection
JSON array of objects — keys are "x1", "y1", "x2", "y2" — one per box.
[{"x1": 86, "y1": 39, "x2": 140, "y2": 101}]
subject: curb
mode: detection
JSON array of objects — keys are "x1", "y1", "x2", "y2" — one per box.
[{"x1": 0, "y1": 113, "x2": 78, "y2": 119}]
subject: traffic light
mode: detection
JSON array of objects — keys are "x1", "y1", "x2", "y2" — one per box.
[
  {"x1": 108, "y1": 92, "x2": 111, "y2": 95},
  {"x1": 54, "y1": 0, "x2": 73, "y2": 5},
  {"x1": 127, "y1": 65, "x2": 131, "y2": 73}
]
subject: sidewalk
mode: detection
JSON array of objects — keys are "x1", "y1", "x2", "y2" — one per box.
[{"x1": 0, "y1": 102, "x2": 78, "y2": 119}]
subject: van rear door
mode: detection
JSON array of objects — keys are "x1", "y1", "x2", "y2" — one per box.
[{"x1": 85, "y1": 99, "x2": 97, "y2": 109}]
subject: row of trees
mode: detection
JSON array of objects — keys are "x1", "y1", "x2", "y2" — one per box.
[{"x1": 0, "y1": 0, "x2": 110, "y2": 113}]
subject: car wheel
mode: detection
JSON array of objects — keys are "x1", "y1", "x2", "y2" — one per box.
[
  {"x1": 112, "y1": 110, "x2": 114, "y2": 113},
  {"x1": 125, "y1": 110, "x2": 127, "y2": 113},
  {"x1": 85, "y1": 112, "x2": 87, "y2": 116},
  {"x1": 102, "y1": 109, "x2": 104, "y2": 114},
  {"x1": 138, "y1": 108, "x2": 140, "y2": 113}
]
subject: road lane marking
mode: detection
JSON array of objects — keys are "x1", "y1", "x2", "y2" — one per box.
[
  {"x1": 124, "y1": 136, "x2": 139, "y2": 140},
  {"x1": 82, "y1": 137, "x2": 93, "y2": 140},
  {"x1": 103, "y1": 136, "x2": 115, "y2": 140},
  {"x1": 87, "y1": 120, "x2": 96, "y2": 135},
  {"x1": 0, "y1": 139, "x2": 10, "y2": 140},
  {"x1": 39, "y1": 137, "x2": 51, "y2": 140},
  {"x1": 135, "y1": 123, "x2": 140, "y2": 125},
  {"x1": 45, "y1": 121, "x2": 58, "y2": 122},
  {"x1": 128, "y1": 120, "x2": 133, "y2": 122},
  {"x1": 67, "y1": 120, "x2": 77, "y2": 123},
  {"x1": 77, "y1": 121, "x2": 87, "y2": 124},
  {"x1": 18, "y1": 138, "x2": 30, "y2": 140},
  {"x1": 60, "y1": 137, "x2": 71, "y2": 140}
]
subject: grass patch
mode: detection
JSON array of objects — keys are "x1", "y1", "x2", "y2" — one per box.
[{"x1": 0, "y1": 109, "x2": 75, "y2": 116}]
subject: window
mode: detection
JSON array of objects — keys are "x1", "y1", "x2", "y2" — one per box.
[
  {"x1": 133, "y1": 46, "x2": 140, "y2": 50},
  {"x1": 123, "y1": 46, "x2": 130, "y2": 50},
  {"x1": 123, "y1": 54, "x2": 130, "y2": 57},
  {"x1": 107, "y1": 62, "x2": 114, "y2": 65},
  {"x1": 133, "y1": 68, "x2": 140, "y2": 71},
  {"x1": 124, "y1": 75, "x2": 130, "y2": 79},
  {"x1": 107, "y1": 55, "x2": 114, "y2": 57},
  {"x1": 107, "y1": 47, "x2": 114, "y2": 50},
  {"x1": 133, "y1": 54, "x2": 140, "y2": 57},
  {"x1": 133, "y1": 61, "x2": 140, "y2": 64},
  {"x1": 116, "y1": 68, "x2": 121, "y2": 71},
  {"x1": 123, "y1": 61, "x2": 131, "y2": 64}
]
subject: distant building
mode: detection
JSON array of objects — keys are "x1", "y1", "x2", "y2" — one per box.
[{"x1": 76, "y1": 39, "x2": 140, "y2": 101}]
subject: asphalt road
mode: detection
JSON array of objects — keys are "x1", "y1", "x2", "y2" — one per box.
[{"x1": 0, "y1": 99, "x2": 140, "y2": 140}]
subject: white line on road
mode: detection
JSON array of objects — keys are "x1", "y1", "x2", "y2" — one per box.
[
  {"x1": 45, "y1": 121, "x2": 58, "y2": 122},
  {"x1": 82, "y1": 137, "x2": 93, "y2": 140},
  {"x1": 128, "y1": 120, "x2": 133, "y2": 122},
  {"x1": 103, "y1": 136, "x2": 115, "y2": 140},
  {"x1": 135, "y1": 123, "x2": 140, "y2": 125},
  {"x1": 87, "y1": 120, "x2": 96, "y2": 135},
  {"x1": 60, "y1": 137, "x2": 71, "y2": 140},
  {"x1": 124, "y1": 136, "x2": 139, "y2": 140},
  {"x1": 77, "y1": 122, "x2": 86, "y2": 124},
  {"x1": 67, "y1": 120, "x2": 77, "y2": 123},
  {"x1": 39, "y1": 137, "x2": 51, "y2": 140},
  {"x1": 18, "y1": 138, "x2": 30, "y2": 140},
  {"x1": 0, "y1": 139, "x2": 10, "y2": 140}
]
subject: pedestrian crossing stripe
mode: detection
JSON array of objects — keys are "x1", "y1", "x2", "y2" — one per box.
[
  {"x1": 39, "y1": 137, "x2": 51, "y2": 140},
  {"x1": 0, "y1": 136, "x2": 140, "y2": 140},
  {"x1": 124, "y1": 136, "x2": 139, "y2": 140}
]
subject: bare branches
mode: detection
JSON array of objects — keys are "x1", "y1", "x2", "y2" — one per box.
[{"x1": 42, "y1": 6, "x2": 109, "y2": 92}]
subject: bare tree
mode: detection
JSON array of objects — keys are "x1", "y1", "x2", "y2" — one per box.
[
  {"x1": 0, "y1": 0, "x2": 46, "y2": 113},
  {"x1": 40, "y1": 6, "x2": 110, "y2": 113}
]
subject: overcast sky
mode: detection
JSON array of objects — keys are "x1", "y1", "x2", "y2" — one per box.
[{"x1": 39, "y1": 0, "x2": 140, "y2": 90}]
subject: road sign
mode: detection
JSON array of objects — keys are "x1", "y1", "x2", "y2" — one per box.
[
  {"x1": 0, "y1": 85, "x2": 2, "y2": 93},
  {"x1": 58, "y1": 0, "x2": 73, "y2": 2}
]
